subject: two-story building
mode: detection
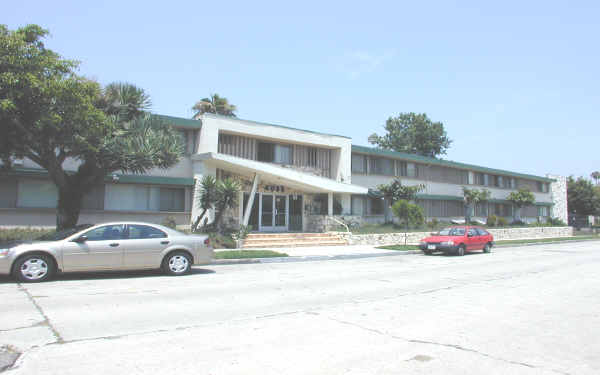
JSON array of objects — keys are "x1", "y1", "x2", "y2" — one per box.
[{"x1": 0, "y1": 113, "x2": 568, "y2": 230}]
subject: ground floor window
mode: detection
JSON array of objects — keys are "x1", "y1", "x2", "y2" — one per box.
[{"x1": 105, "y1": 184, "x2": 185, "y2": 212}]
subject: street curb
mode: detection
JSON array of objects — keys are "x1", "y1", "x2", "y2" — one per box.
[
  {"x1": 211, "y1": 250, "x2": 422, "y2": 265},
  {"x1": 209, "y1": 239, "x2": 600, "y2": 265}
]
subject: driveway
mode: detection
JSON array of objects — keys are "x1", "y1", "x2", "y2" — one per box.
[{"x1": 1, "y1": 241, "x2": 599, "y2": 374}]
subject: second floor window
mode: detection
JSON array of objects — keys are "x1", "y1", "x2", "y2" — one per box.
[{"x1": 257, "y1": 142, "x2": 292, "y2": 164}]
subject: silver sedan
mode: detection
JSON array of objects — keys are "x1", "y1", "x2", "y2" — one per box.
[{"x1": 0, "y1": 222, "x2": 213, "y2": 282}]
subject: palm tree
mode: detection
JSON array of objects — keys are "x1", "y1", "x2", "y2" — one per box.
[
  {"x1": 102, "y1": 82, "x2": 152, "y2": 121},
  {"x1": 192, "y1": 94, "x2": 237, "y2": 117},
  {"x1": 462, "y1": 187, "x2": 491, "y2": 224},
  {"x1": 591, "y1": 171, "x2": 600, "y2": 185},
  {"x1": 212, "y1": 178, "x2": 241, "y2": 232},
  {"x1": 192, "y1": 175, "x2": 218, "y2": 231}
]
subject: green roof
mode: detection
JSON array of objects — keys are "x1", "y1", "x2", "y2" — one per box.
[
  {"x1": 1, "y1": 168, "x2": 194, "y2": 186},
  {"x1": 202, "y1": 113, "x2": 351, "y2": 139},
  {"x1": 352, "y1": 145, "x2": 554, "y2": 183},
  {"x1": 153, "y1": 114, "x2": 202, "y2": 129}
]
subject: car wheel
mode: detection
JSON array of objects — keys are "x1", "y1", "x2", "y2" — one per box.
[
  {"x1": 456, "y1": 245, "x2": 465, "y2": 256},
  {"x1": 483, "y1": 243, "x2": 492, "y2": 253},
  {"x1": 162, "y1": 251, "x2": 192, "y2": 276},
  {"x1": 14, "y1": 254, "x2": 55, "y2": 283}
]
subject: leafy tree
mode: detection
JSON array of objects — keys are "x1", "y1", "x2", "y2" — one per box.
[
  {"x1": 368, "y1": 112, "x2": 452, "y2": 158},
  {"x1": 391, "y1": 200, "x2": 424, "y2": 230},
  {"x1": 192, "y1": 94, "x2": 237, "y2": 117},
  {"x1": 462, "y1": 187, "x2": 491, "y2": 224},
  {"x1": 212, "y1": 178, "x2": 242, "y2": 233},
  {"x1": 192, "y1": 175, "x2": 218, "y2": 231},
  {"x1": 506, "y1": 188, "x2": 535, "y2": 222},
  {"x1": 0, "y1": 25, "x2": 183, "y2": 229},
  {"x1": 377, "y1": 178, "x2": 424, "y2": 223},
  {"x1": 567, "y1": 176, "x2": 600, "y2": 216}
]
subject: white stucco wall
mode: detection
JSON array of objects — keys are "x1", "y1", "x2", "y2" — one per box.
[
  {"x1": 350, "y1": 174, "x2": 554, "y2": 203},
  {"x1": 548, "y1": 174, "x2": 568, "y2": 223},
  {"x1": 197, "y1": 115, "x2": 352, "y2": 183}
]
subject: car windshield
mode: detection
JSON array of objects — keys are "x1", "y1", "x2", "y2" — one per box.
[
  {"x1": 437, "y1": 227, "x2": 465, "y2": 236},
  {"x1": 36, "y1": 224, "x2": 94, "y2": 241}
]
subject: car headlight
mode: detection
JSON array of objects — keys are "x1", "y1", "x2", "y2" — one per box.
[
  {"x1": 0, "y1": 248, "x2": 10, "y2": 257},
  {"x1": 441, "y1": 241, "x2": 454, "y2": 246}
]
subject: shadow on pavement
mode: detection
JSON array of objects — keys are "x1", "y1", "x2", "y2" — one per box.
[{"x1": 0, "y1": 267, "x2": 215, "y2": 284}]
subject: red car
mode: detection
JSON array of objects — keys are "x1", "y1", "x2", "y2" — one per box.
[{"x1": 419, "y1": 226, "x2": 494, "y2": 256}]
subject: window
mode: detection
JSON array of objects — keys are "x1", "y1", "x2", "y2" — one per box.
[
  {"x1": 369, "y1": 157, "x2": 393, "y2": 175},
  {"x1": 397, "y1": 161, "x2": 407, "y2": 176},
  {"x1": 105, "y1": 184, "x2": 185, "y2": 212},
  {"x1": 351, "y1": 195, "x2": 365, "y2": 215},
  {"x1": 311, "y1": 194, "x2": 328, "y2": 215},
  {"x1": 17, "y1": 180, "x2": 58, "y2": 208},
  {"x1": 351, "y1": 154, "x2": 366, "y2": 173},
  {"x1": 475, "y1": 173, "x2": 485, "y2": 186},
  {"x1": 81, "y1": 185, "x2": 105, "y2": 210},
  {"x1": 82, "y1": 224, "x2": 126, "y2": 241},
  {"x1": 475, "y1": 202, "x2": 488, "y2": 217},
  {"x1": 368, "y1": 197, "x2": 384, "y2": 215},
  {"x1": 476, "y1": 228, "x2": 489, "y2": 236},
  {"x1": 307, "y1": 147, "x2": 318, "y2": 168},
  {"x1": 257, "y1": 142, "x2": 275, "y2": 162},
  {"x1": 407, "y1": 163, "x2": 418, "y2": 178},
  {"x1": 160, "y1": 188, "x2": 185, "y2": 211},
  {"x1": 468, "y1": 228, "x2": 478, "y2": 237},
  {"x1": 0, "y1": 179, "x2": 17, "y2": 208},
  {"x1": 127, "y1": 225, "x2": 167, "y2": 239},
  {"x1": 274, "y1": 145, "x2": 292, "y2": 164},
  {"x1": 537, "y1": 206, "x2": 549, "y2": 217},
  {"x1": 257, "y1": 142, "x2": 292, "y2": 164}
]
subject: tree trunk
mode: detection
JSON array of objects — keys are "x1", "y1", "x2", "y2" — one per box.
[
  {"x1": 464, "y1": 203, "x2": 473, "y2": 225},
  {"x1": 56, "y1": 187, "x2": 84, "y2": 230}
]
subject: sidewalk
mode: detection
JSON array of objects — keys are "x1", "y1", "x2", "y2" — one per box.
[{"x1": 213, "y1": 245, "x2": 420, "y2": 265}]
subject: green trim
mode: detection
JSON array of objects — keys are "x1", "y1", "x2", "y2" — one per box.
[
  {"x1": 417, "y1": 194, "x2": 464, "y2": 201},
  {"x1": 351, "y1": 145, "x2": 554, "y2": 183},
  {"x1": 154, "y1": 114, "x2": 202, "y2": 129},
  {"x1": 1, "y1": 168, "x2": 194, "y2": 186},
  {"x1": 202, "y1": 113, "x2": 351, "y2": 139}
]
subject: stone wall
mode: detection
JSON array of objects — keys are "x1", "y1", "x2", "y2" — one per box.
[
  {"x1": 548, "y1": 174, "x2": 568, "y2": 224},
  {"x1": 335, "y1": 226, "x2": 574, "y2": 246}
]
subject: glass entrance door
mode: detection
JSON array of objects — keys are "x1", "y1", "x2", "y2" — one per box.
[{"x1": 259, "y1": 194, "x2": 288, "y2": 231}]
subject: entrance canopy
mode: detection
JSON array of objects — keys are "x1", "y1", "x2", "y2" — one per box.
[{"x1": 193, "y1": 152, "x2": 368, "y2": 194}]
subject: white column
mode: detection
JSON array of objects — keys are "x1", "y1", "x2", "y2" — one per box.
[
  {"x1": 341, "y1": 194, "x2": 351, "y2": 215},
  {"x1": 328, "y1": 192, "x2": 333, "y2": 216},
  {"x1": 191, "y1": 160, "x2": 216, "y2": 228},
  {"x1": 243, "y1": 174, "x2": 260, "y2": 226}
]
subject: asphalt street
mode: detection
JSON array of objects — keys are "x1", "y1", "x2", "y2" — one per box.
[{"x1": 1, "y1": 241, "x2": 599, "y2": 374}]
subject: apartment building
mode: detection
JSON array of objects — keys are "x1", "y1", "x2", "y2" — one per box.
[{"x1": 0, "y1": 113, "x2": 567, "y2": 230}]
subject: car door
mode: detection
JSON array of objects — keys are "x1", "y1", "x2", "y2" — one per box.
[
  {"x1": 61, "y1": 224, "x2": 126, "y2": 271},
  {"x1": 477, "y1": 228, "x2": 491, "y2": 248},
  {"x1": 122, "y1": 224, "x2": 171, "y2": 269},
  {"x1": 466, "y1": 228, "x2": 480, "y2": 250}
]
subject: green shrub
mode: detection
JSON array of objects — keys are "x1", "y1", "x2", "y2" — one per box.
[
  {"x1": 208, "y1": 232, "x2": 236, "y2": 249},
  {"x1": 546, "y1": 217, "x2": 567, "y2": 226},
  {"x1": 497, "y1": 217, "x2": 508, "y2": 227},
  {"x1": 161, "y1": 216, "x2": 177, "y2": 229},
  {"x1": 486, "y1": 215, "x2": 497, "y2": 227},
  {"x1": 0, "y1": 227, "x2": 54, "y2": 243},
  {"x1": 427, "y1": 218, "x2": 439, "y2": 231},
  {"x1": 391, "y1": 200, "x2": 424, "y2": 229},
  {"x1": 511, "y1": 219, "x2": 526, "y2": 226}
]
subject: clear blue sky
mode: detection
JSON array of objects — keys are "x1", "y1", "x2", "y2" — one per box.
[{"x1": 5, "y1": 1, "x2": 599, "y2": 179}]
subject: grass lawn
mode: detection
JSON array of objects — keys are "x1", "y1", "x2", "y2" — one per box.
[
  {"x1": 495, "y1": 236, "x2": 599, "y2": 246},
  {"x1": 376, "y1": 244, "x2": 421, "y2": 251},
  {"x1": 214, "y1": 250, "x2": 289, "y2": 259}
]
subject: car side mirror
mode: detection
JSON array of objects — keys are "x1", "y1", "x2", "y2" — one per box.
[{"x1": 74, "y1": 235, "x2": 88, "y2": 243}]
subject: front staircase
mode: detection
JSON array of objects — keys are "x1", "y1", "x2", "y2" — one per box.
[{"x1": 242, "y1": 232, "x2": 348, "y2": 249}]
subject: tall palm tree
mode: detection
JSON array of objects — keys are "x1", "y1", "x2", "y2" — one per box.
[
  {"x1": 591, "y1": 171, "x2": 600, "y2": 185},
  {"x1": 192, "y1": 94, "x2": 237, "y2": 117},
  {"x1": 102, "y1": 82, "x2": 152, "y2": 122}
]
